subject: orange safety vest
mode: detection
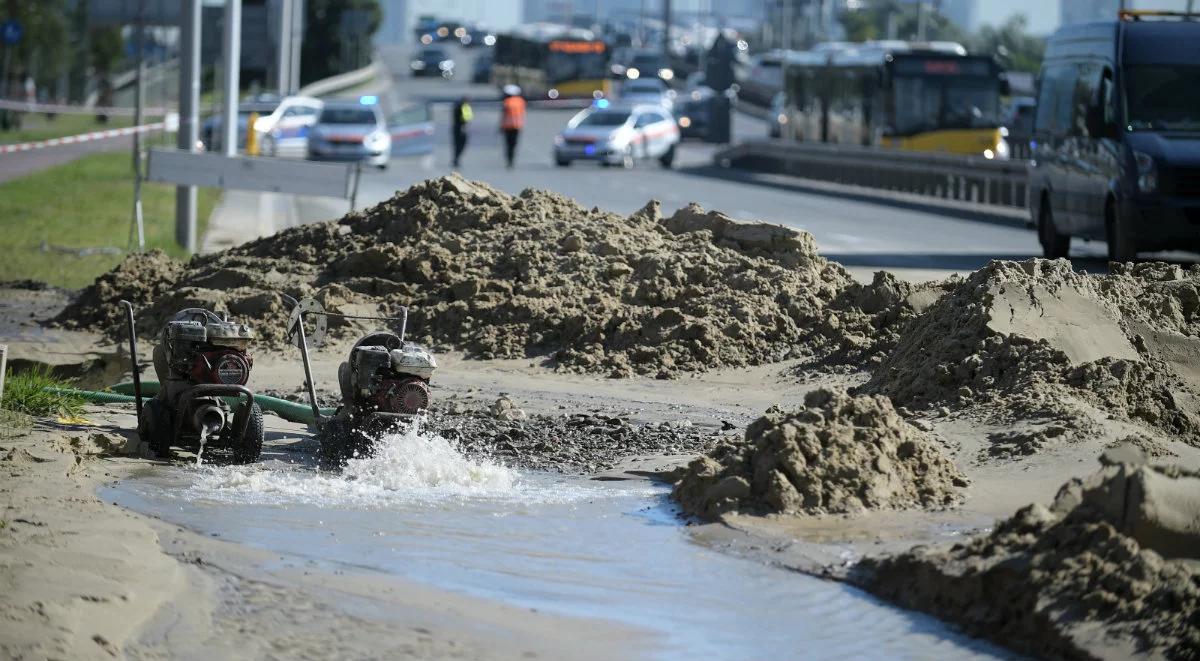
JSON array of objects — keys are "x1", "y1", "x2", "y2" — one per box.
[{"x1": 501, "y1": 96, "x2": 526, "y2": 130}]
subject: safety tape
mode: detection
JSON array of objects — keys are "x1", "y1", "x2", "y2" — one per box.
[
  {"x1": 0, "y1": 98, "x2": 171, "y2": 117},
  {"x1": 0, "y1": 122, "x2": 167, "y2": 154}
]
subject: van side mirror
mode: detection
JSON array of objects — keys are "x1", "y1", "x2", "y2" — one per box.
[{"x1": 1085, "y1": 102, "x2": 1116, "y2": 138}]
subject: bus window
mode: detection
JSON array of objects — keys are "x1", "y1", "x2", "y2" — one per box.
[
  {"x1": 943, "y1": 78, "x2": 1001, "y2": 130},
  {"x1": 893, "y1": 77, "x2": 941, "y2": 135}
]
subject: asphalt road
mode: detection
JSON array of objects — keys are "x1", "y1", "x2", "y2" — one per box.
[{"x1": 294, "y1": 44, "x2": 1117, "y2": 278}]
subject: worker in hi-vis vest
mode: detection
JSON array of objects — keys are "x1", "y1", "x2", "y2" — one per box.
[
  {"x1": 452, "y1": 95, "x2": 473, "y2": 168},
  {"x1": 500, "y1": 85, "x2": 526, "y2": 169}
]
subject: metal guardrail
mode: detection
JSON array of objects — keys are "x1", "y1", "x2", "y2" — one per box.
[
  {"x1": 297, "y1": 59, "x2": 383, "y2": 98},
  {"x1": 715, "y1": 139, "x2": 1032, "y2": 211}
]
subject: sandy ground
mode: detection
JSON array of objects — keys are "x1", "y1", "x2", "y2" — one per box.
[{"x1": 4, "y1": 285, "x2": 1199, "y2": 658}]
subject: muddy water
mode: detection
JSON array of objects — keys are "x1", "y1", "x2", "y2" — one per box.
[{"x1": 104, "y1": 420, "x2": 1015, "y2": 660}]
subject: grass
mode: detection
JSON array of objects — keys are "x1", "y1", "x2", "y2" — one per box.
[
  {"x1": 2, "y1": 365, "x2": 86, "y2": 419},
  {"x1": 0, "y1": 113, "x2": 138, "y2": 145},
  {"x1": 0, "y1": 151, "x2": 218, "y2": 288}
]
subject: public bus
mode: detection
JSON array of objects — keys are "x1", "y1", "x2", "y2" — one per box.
[
  {"x1": 779, "y1": 41, "x2": 1010, "y2": 158},
  {"x1": 492, "y1": 24, "x2": 611, "y2": 100}
]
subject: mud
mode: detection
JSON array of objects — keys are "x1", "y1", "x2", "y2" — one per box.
[
  {"x1": 856, "y1": 451, "x2": 1200, "y2": 660},
  {"x1": 672, "y1": 388, "x2": 967, "y2": 519},
  {"x1": 55, "y1": 176, "x2": 890, "y2": 378},
  {"x1": 861, "y1": 259, "x2": 1200, "y2": 446}
]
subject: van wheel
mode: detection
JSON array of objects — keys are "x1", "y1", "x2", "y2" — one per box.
[
  {"x1": 1037, "y1": 200, "x2": 1070, "y2": 259},
  {"x1": 1106, "y1": 202, "x2": 1137, "y2": 262}
]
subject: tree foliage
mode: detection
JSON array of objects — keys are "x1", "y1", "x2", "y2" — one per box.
[
  {"x1": 837, "y1": 2, "x2": 1046, "y2": 73},
  {"x1": 300, "y1": 0, "x2": 383, "y2": 85}
]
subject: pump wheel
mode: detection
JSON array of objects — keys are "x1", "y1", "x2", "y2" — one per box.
[
  {"x1": 226, "y1": 403, "x2": 264, "y2": 464},
  {"x1": 138, "y1": 399, "x2": 173, "y2": 458}
]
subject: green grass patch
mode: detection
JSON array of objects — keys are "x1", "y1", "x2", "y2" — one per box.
[
  {"x1": 0, "y1": 151, "x2": 218, "y2": 288},
  {"x1": 0, "y1": 113, "x2": 139, "y2": 145},
  {"x1": 2, "y1": 365, "x2": 86, "y2": 418}
]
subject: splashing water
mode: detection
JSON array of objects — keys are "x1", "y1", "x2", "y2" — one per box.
[
  {"x1": 187, "y1": 415, "x2": 611, "y2": 508},
  {"x1": 196, "y1": 428, "x2": 210, "y2": 466}
]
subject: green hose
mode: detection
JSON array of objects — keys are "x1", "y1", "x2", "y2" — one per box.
[{"x1": 58, "y1": 383, "x2": 335, "y2": 425}]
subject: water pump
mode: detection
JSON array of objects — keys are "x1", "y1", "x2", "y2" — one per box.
[
  {"x1": 285, "y1": 298, "x2": 436, "y2": 469},
  {"x1": 123, "y1": 304, "x2": 264, "y2": 463}
]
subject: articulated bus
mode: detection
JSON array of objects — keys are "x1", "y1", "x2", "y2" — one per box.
[
  {"x1": 780, "y1": 42, "x2": 1010, "y2": 158},
  {"x1": 492, "y1": 24, "x2": 611, "y2": 100}
]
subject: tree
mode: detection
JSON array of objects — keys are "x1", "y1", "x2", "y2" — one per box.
[
  {"x1": 971, "y1": 15, "x2": 1045, "y2": 74},
  {"x1": 838, "y1": 1, "x2": 970, "y2": 44},
  {"x1": 300, "y1": 0, "x2": 383, "y2": 86}
]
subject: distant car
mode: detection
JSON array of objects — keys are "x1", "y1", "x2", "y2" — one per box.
[
  {"x1": 253, "y1": 95, "x2": 323, "y2": 157},
  {"x1": 461, "y1": 25, "x2": 495, "y2": 48},
  {"x1": 307, "y1": 99, "x2": 391, "y2": 169},
  {"x1": 472, "y1": 51, "x2": 493, "y2": 84},
  {"x1": 200, "y1": 95, "x2": 279, "y2": 152},
  {"x1": 611, "y1": 48, "x2": 673, "y2": 82},
  {"x1": 618, "y1": 78, "x2": 674, "y2": 110},
  {"x1": 553, "y1": 102, "x2": 680, "y2": 168},
  {"x1": 411, "y1": 46, "x2": 454, "y2": 78}
]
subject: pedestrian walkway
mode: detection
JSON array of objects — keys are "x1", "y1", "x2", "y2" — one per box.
[{"x1": 201, "y1": 189, "x2": 299, "y2": 254}]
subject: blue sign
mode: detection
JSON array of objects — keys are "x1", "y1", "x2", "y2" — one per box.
[{"x1": 1, "y1": 20, "x2": 21, "y2": 46}]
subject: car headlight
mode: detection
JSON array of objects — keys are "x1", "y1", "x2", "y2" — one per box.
[
  {"x1": 658, "y1": 68, "x2": 674, "y2": 81},
  {"x1": 363, "y1": 131, "x2": 387, "y2": 147},
  {"x1": 411, "y1": 60, "x2": 425, "y2": 69},
  {"x1": 994, "y1": 138, "x2": 1010, "y2": 160},
  {"x1": 439, "y1": 60, "x2": 454, "y2": 71},
  {"x1": 678, "y1": 116, "x2": 691, "y2": 128},
  {"x1": 1134, "y1": 150, "x2": 1157, "y2": 193},
  {"x1": 483, "y1": 35, "x2": 496, "y2": 46},
  {"x1": 626, "y1": 67, "x2": 640, "y2": 80},
  {"x1": 554, "y1": 135, "x2": 565, "y2": 146}
]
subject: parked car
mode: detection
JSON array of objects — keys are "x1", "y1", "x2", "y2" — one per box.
[
  {"x1": 611, "y1": 48, "x2": 673, "y2": 81},
  {"x1": 461, "y1": 25, "x2": 495, "y2": 47},
  {"x1": 1029, "y1": 11, "x2": 1200, "y2": 261},
  {"x1": 253, "y1": 95, "x2": 323, "y2": 157},
  {"x1": 307, "y1": 98, "x2": 391, "y2": 169},
  {"x1": 411, "y1": 46, "x2": 454, "y2": 78},
  {"x1": 200, "y1": 94, "x2": 280, "y2": 152},
  {"x1": 553, "y1": 102, "x2": 680, "y2": 168},
  {"x1": 618, "y1": 78, "x2": 674, "y2": 110}
]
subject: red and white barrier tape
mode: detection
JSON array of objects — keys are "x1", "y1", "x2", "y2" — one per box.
[
  {"x1": 0, "y1": 98, "x2": 171, "y2": 117},
  {"x1": 0, "y1": 122, "x2": 168, "y2": 154}
]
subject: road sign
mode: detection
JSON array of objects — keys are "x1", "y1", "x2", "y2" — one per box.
[
  {"x1": 1, "y1": 20, "x2": 21, "y2": 45},
  {"x1": 147, "y1": 149, "x2": 357, "y2": 200}
]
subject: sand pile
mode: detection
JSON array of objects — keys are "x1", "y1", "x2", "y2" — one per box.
[
  {"x1": 857, "y1": 450, "x2": 1200, "y2": 660},
  {"x1": 58, "y1": 175, "x2": 875, "y2": 377},
  {"x1": 673, "y1": 388, "x2": 967, "y2": 518},
  {"x1": 862, "y1": 259, "x2": 1200, "y2": 444}
]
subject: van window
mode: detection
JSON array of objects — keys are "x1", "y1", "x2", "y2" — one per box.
[
  {"x1": 1072, "y1": 62, "x2": 1102, "y2": 136},
  {"x1": 1124, "y1": 65, "x2": 1200, "y2": 132},
  {"x1": 1035, "y1": 64, "x2": 1077, "y2": 133}
]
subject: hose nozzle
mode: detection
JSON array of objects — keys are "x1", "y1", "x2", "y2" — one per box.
[{"x1": 192, "y1": 404, "x2": 226, "y2": 436}]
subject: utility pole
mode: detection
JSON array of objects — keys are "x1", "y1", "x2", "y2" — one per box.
[
  {"x1": 222, "y1": 0, "x2": 242, "y2": 157},
  {"x1": 916, "y1": 1, "x2": 928, "y2": 41},
  {"x1": 289, "y1": 0, "x2": 303, "y2": 93},
  {"x1": 662, "y1": 0, "x2": 671, "y2": 57},
  {"x1": 176, "y1": 0, "x2": 201, "y2": 253},
  {"x1": 277, "y1": 0, "x2": 292, "y2": 95},
  {"x1": 129, "y1": 0, "x2": 146, "y2": 252}
]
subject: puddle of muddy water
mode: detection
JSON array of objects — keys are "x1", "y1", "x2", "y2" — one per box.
[{"x1": 103, "y1": 419, "x2": 1017, "y2": 661}]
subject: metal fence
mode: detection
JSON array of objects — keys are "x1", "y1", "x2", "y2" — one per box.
[{"x1": 715, "y1": 139, "x2": 1033, "y2": 211}]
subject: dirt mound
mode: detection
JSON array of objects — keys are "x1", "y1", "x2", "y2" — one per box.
[
  {"x1": 672, "y1": 388, "x2": 967, "y2": 518},
  {"x1": 862, "y1": 259, "x2": 1200, "y2": 444},
  {"x1": 56, "y1": 250, "x2": 183, "y2": 333},
  {"x1": 57, "y1": 176, "x2": 874, "y2": 377},
  {"x1": 857, "y1": 453, "x2": 1200, "y2": 660}
]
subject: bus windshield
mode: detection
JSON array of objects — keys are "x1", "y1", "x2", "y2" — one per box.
[
  {"x1": 893, "y1": 76, "x2": 1000, "y2": 135},
  {"x1": 546, "y1": 49, "x2": 608, "y2": 84},
  {"x1": 1125, "y1": 65, "x2": 1200, "y2": 132}
]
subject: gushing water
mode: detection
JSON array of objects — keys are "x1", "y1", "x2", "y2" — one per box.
[
  {"x1": 186, "y1": 415, "x2": 607, "y2": 507},
  {"x1": 196, "y1": 428, "x2": 210, "y2": 466}
]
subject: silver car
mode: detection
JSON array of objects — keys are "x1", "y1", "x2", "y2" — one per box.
[
  {"x1": 554, "y1": 103, "x2": 680, "y2": 168},
  {"x1": 618, "y1": 78, "x2": 675, "y2": 111},
  {"x1": 306, "y1": 99, "x2": 391, "y2": 169}
]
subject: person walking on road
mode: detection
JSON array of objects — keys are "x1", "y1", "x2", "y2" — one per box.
[
  {"x1": 451, "y1": 95, "x2": 473, "y2": 168},
  {"x1": 500, "y1": 85, "x2": 526, "y2": 169}
]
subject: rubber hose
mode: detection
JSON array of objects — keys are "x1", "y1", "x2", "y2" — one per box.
[{"x1": 61, "y1": 383, "x2": 335, "y2": 425}]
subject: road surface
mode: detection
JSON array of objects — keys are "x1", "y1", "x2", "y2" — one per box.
[{"x1": 291, "y1": 44, "x2": 1115, "y2": 279}]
